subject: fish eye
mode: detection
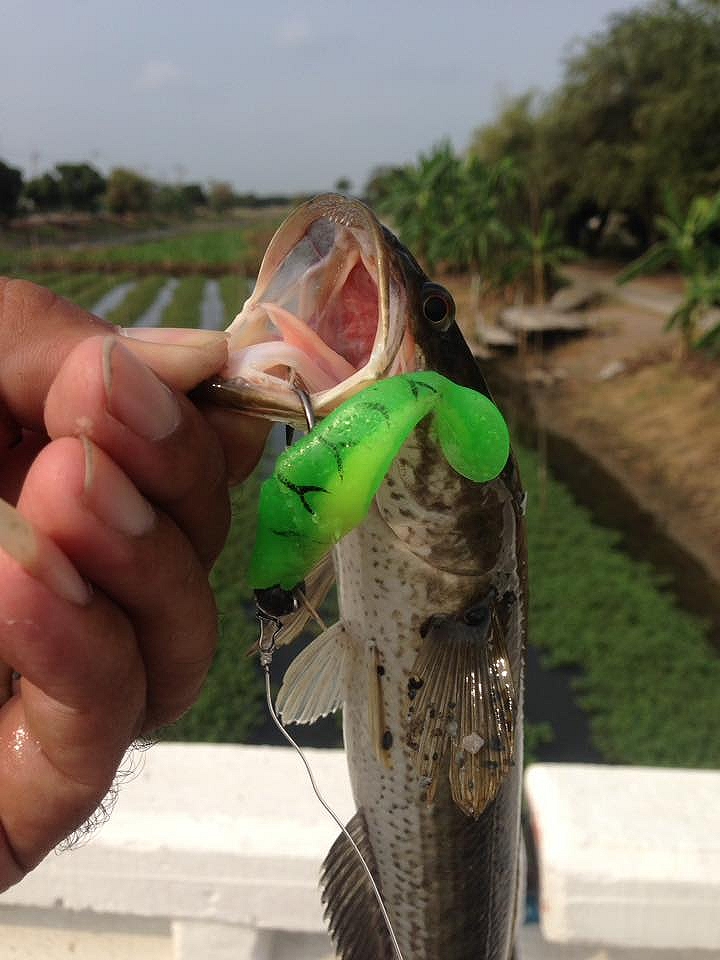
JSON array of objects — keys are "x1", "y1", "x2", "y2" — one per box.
[{"x1": 422, "y1": 286, "x2": 454, "y2": 331}]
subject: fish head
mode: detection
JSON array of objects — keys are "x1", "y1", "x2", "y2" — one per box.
[{"x1": 209, "y1": 194, "x2": 488, "y2": 425}]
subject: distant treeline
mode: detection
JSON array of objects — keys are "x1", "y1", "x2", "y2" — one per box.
[
  {"x1": 0, "y1": 160, "x2": 305, "y2": 221},
  {"x1": 367, "y1": 0, "x2": 720, "y2": 260}
]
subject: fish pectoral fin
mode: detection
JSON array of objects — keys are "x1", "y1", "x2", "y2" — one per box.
[
  {"x1": 276, "y1": 620, "x2": 347, "y2": 725},
  {"x1": 321, "y1": 810, "x2": 395, "y2": 960},
  {"x1": 407, "y1": 596, "x2": 518, "y2": 818}
]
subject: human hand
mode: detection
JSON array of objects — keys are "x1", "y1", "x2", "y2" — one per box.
[{"x1": 0, "y1": 279, "x2": 269, "y2": 890}]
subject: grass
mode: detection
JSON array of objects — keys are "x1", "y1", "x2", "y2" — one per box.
[
  {"x1": 104, "y1": 275, "x2": 167, "y2": 326},
  {"x1": 1, "y1": 227, "x2": 258, "y2": 276},
  {"x1": 519, "y1": 443, "x2": 720, "y2": 767},
  {"x1": 161, "y1": 275, "x2": 208, "y2": 328},
  {"x1": 219, "y1": 274, "x2": 251, "y2": 321},
  {"x1": 4, "y1": 269, "x2": 253, "y2": 329},
  {"x1": 162, "y1": 478, "x2": 266, "y2": 742},
  {"x1": 73, "y1": 274, "x2": 133, "y2": 312}
]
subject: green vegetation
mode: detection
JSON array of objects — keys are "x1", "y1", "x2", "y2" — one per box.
[
  {"x1": 163, "y1": 478, "x2": 266, "y2": 742},
  {"x1": 619, "y1": 190, "x2": 720, "y2": 354},
  {"x1": 70, "y1": 274, "x2": 133, "y2": 312},
  {"x1": 159, "y1": 434, "x2": 720, "y2": 766},
  {"x1": 170, "y1": 436, "x2": 718, "y2": 764},
  {"x1": 0, "y1": 228, "x2": 251, "y2": 275},
  {"x1": 519, "y1": 444, "x2": 720, "y2": 767},
  {"x1": 219, "y1": 274, "x2": 251, "y2": 321},
  {"x1": 161, "y1": 276, "x2": 207, "y2": 328},
  {"x1": 365, "y1": 0, "x2": 720, "y2": 350},
  {"x1": 104, "y1": 275, "x2": 167, "y2": 326},
  {"x1": 0, "y1": 160, "x2": 23, "y2": 221}
]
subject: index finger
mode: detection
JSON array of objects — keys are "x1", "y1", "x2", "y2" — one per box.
[{"x1": 0, "y1": 279, "x2": 228, "y2": 430}]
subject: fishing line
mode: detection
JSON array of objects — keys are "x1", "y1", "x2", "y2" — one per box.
[
  {"x1": 258, "y1": 384, "x2": 406, "y2": 959},
  {"x1": 259, "y1": 623, "x2": 406, "y2": 960}
]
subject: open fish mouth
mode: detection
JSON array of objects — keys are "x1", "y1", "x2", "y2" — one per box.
[{"x1": 210, "y1": 195, "x2": 417, "y2": 426}]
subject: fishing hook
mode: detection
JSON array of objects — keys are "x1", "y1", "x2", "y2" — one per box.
[{"x1": 291, "y1": 384, "x2": 316, "y2": 432}]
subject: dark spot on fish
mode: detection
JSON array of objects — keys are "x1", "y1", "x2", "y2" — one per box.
[
  {"x1": 381, "y1": 730, "x2": 393, "y2": 750},
  {"x1": 377, "y1": 665, "x2": 385, "y2": 677},
  {"x1": 432, "y1": 752, "x2": 438, "y2": 761},
  {"x1": 408, "y1": 676, "x2": 424, "y2": 691},
  {"x1": 448, "y1": 702, "x2": 456, "y2": 711},
  {"x1": 429, "y1": 708, "x2": 436, "y2": 719},
  {"x1": 490, "y1": 736, "x2": 502, "y2": 751}
]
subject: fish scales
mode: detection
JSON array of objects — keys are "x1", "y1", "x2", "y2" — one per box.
[{"x1": 335, "y1": 439, "x2": 525, "y2": 960}]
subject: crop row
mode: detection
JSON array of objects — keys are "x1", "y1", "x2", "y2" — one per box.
[{"x1": 13, "y1": 271, "x2": 250, "y2": 328}]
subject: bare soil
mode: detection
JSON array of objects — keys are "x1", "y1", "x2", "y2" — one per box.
[{"x1": 446, "y1": 265, "x2": 720, "y2": 589}]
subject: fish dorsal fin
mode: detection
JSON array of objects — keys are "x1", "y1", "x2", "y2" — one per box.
[
  {"x1": 321, "y1": 810, "x2": 395, "y2": 960},
  {"x1": 276, "y1": 621, "x2": 347, "y2": 725},
  {"x1": 407, "y1": 597, "x2": 517, "y2": 818}
]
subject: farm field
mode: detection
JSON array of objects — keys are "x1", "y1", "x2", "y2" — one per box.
[{"x1": 8, "y1": 269, "x2": 250, "y2": 330}]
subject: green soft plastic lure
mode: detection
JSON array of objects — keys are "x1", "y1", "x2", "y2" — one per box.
[{"x1": 249, "y1": 372, "x2": 510, "y2": 591}]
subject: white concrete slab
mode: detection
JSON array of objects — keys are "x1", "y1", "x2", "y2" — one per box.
[{"x1": 525, "y1": 764, "x2": 720, "y2": 951}]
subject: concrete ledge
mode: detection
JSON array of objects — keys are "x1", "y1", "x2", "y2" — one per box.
[
  {"x1": 2, "y1": 744, "x2": 352, "y2": 958},
  {"x1": 525, "y1": 763, "x2": 720, "y2": 951},
  {"x1": 1, "y1": 748, "x2": 717, "y2": 957}
]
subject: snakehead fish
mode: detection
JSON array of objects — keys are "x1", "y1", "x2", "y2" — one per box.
[{"x1": 206, "y1": 195, "x2": 528, "y2": 960}]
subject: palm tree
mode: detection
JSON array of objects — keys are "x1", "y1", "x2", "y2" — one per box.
[
  {"x1": 511, "y1": 209, "x2": 581, "y2": 303},
  {"x1": 618, "y1": 189, "x2": 720, "y2": 353},
  {"x1": 377, "y1": 142, "x2": 462, "y2": 269},
  {"x1": 431, "y1": 156, "x2": 515, "y2": 287}
]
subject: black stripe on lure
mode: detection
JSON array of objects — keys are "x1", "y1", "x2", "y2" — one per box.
[{"x1": 252, "y1": 371, "x2": 510, "y2": 622}]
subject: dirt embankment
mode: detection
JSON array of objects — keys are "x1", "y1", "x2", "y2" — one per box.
[{"x1": 451, "y1": 264, "x2": 720, "y2": 590}]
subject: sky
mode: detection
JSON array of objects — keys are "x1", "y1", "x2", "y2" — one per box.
[{"x1": 1, "y1": 0, "x2": 641, "y2": 195}]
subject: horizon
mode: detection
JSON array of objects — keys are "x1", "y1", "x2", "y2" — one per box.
[{"x1": 2, "y1": 1, "x2": 641, "y2": 195}]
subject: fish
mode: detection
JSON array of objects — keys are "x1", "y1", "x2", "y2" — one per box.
[{"x1": 208, "y1": 194, "x2": 528, "y2": 960}]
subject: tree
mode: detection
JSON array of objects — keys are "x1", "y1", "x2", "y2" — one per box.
[
  {"x1": 152, "y1": 182, "x2": 206, "y2": 216},
  {"x1": 208, "y1": 181, "x2": 236, "y2": 213},
  {"x1": 430, "y1": 156, "x2": 517, "y2": 287},
  {"x1": 25, "y1": 172, "x2": 62, "y2": 212},
  {"x1": 470, "y1": 92, "x2": 550, "y2": 235},
  {"x1": 364, "y1": 165, "x2": 404, "y2": 209},
  {"x1": 619, "y1": 188, "x2": 720, "y2": 353},
  {"x1": 539, "y1": 0, "x2": 720, "y2": 248},
  {"x1": 510, "y1": 210, "x2": 581, "y2": 303},
  {"x1": 0, "y1": 160, "x2": 23, "y2": 221},
  {"x1": 375, "y1": 142, "x2": 465, "y2": 268},
  {"x1": 334, "y1": 177, "x2": 352, "y2": 195},
  {"x1": 106, "y1": 167, "x2": 153, "y2": 214},
  {"x1": 54, "y1": 163, "x2": 106, "y2": 211}
]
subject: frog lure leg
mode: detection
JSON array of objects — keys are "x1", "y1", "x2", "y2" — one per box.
[{"x1": 249, "y1": 370, "x2": 510, "y2": 619}]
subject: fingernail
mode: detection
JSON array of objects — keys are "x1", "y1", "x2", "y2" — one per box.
[
  {"x1": 121, "y1": 327, "x2": 228, "y2": 347},
  {"x1": 82, "y1": 438, "x2": 155, "y2": 537},
  {"x1": 103, "y1": 338, "x2": 180, "y2": 441},
  {"x1": 0, "y1": 498, "x2": 91, "y2": 606}
]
